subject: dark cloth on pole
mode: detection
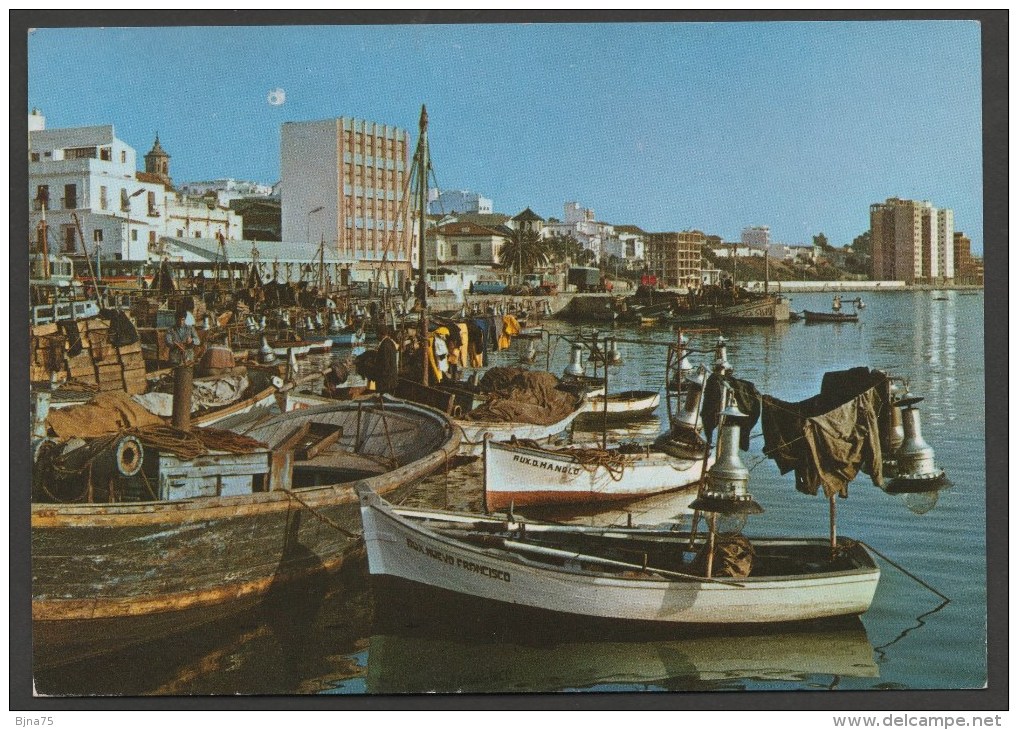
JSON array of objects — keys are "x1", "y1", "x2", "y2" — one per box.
[
  {"x1": 376, "y1": 336, "x2": 400, "y2": 394},
  {"x1": 701, "y1": 372, "x2": 761, "y2": 450},
  {"x1": 761, "y1": 368, "x2": 890, "y2": 498}
]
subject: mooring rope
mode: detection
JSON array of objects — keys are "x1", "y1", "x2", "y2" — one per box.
[{"x1": 283, "y1": 488, "x2": 361, "y2": 539}]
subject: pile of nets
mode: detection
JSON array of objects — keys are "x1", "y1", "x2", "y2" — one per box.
[{"x1": 463, "y1": 367, "x2": 581, "y2": 425}]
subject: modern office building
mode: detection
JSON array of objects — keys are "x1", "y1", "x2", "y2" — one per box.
[
  {"x1": 280, "y1": 117, "x2": 413, "y2": 283},
  {"x1": 740, "y1": 225, "x2": 771, "y2": 248}
]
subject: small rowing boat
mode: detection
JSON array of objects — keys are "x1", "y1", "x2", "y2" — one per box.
[
  {"x1": 803, "y1": 310, "x2": 859, "y2": 323},
  {"x1": 580, "y1": 389, "x2": 661, "y2": 423},
  {"x1": 357, "y1": 487, "x2": 881, "y2": 626}
]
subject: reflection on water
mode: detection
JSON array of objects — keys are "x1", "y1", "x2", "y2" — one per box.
[{"x1": 360, "y1": 617, "x2": 877, "y2": 694}]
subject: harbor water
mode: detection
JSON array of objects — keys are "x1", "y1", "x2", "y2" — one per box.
[{"x1": 33, "y1": 290, "x2": 987, "y2": 695}]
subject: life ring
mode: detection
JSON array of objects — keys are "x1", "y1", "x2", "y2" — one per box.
[{"x1": 114, "y1": 435, "x2": 144, "y2": 477}]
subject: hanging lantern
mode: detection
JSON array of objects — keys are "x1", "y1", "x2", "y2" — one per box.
[
  {"x1": 258, "y1": 336, "x2": 277, "y2": 364},
  {"x1": 690, "y1": 395, "x2": 763, "y2": 516},
  {"x1": 202, "y1": 314, "x2": 213, "y2": 331},
  {"x1": 564, "y1": 343, "x2": 585, "y2": 377},
  {"x1": 259, "y1": 315, "x2": 267, "y2": 331},
  {"x1": 314, "y1": 311, "x2": 325, "y2": 329},
  {"x1": 714, "y1": 336, "x2": 731, "y2": 371},
  {"x1": 677, "y1": 332, "x2": 692, "y2": 374},
  {"x1": 673, "y1": 367, "x2": 707, "y2": 434},
  {"x1": 884, "y1": 396, "x2": 951, "y2": 493},
  {"x1": 607, "y1": 337, "x2": 623, "y2": 366}
]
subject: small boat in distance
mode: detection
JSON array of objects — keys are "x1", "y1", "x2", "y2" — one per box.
[
  {"x1": 357, "y1": 487, "x2": 881, "y2": 627},
  {"x1": 580, "y1": 389, "x2": 661, "y2": 423},
  {"x1": 803, "y1": 310, "x2": 859, "y2": 323}
]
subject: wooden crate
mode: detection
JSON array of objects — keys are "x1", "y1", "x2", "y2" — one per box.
[{"x1": 32, "y1": 323, "x2": 59, "y2": 338}]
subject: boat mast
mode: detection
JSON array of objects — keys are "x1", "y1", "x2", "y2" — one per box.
[{"x1": 414, "y1": 104, "x2": 430, "y2": 385}]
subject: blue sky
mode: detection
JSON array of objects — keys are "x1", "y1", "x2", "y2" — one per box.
[{"x1": 27, "y1": 21, "x2": 984, "y2": 250}]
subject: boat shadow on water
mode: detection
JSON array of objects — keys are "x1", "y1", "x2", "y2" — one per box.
[{"x1": 365, "y1": 577, "x2": 879, "y2": 693}]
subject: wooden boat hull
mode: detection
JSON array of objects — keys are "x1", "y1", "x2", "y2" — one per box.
[
  {"x1": 803, "y1": 310, "x2": 859, "y2": 323},
  {"x1": 359, "y1": 491, "x2": 881, "y2": 625},
  {"x1": 580, "y1": 389, "x2": 661, "y2": 423},
  {"x1": 483, "y1": 439, "x2": 710, "y2": 510},
  {"x1": 32, "y1": 400, "x2": 460, "y2": 656},
  {"x1": 455, "y1": 406, "x2": 586, "y2": 457}
]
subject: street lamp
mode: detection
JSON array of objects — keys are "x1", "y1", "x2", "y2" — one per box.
[
  {"x1": 125, "y1": 188, "x2": 145, "y2": 263},
  {"x1": 306, "y1": 206, "x2": 324, "y2": 246}
]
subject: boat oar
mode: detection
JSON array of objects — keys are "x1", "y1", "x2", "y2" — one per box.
[{"x1": 500, "y1": 538, "x2": 746, "y2": 587}]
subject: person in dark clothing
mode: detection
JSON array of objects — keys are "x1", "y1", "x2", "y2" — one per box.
[{"x1": 375, "y1": 325, "x2": 400, "y2": 394}]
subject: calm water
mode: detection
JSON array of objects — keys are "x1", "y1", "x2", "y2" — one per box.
[{"x1": 34, "y1": 290, "x2": 986, "y2": 696}]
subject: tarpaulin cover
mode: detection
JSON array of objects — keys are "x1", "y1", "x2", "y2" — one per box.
[
  {"x1": 46, "y1": 390, "x2": 165, "y2": 440},
  {"x1": 761, "y1": 367, "x2": 890, "y2": 498},
  {"x1": 464, "y1": 368, "x2": 580, "y2": 425}
]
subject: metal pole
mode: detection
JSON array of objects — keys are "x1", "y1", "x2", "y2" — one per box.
[
  {"x1": 416, "y1": 105, "x2": 430, "y2": 386},
  {"x1": 829, "y1": 491, "x2": 837, "y2": 549},
  {"x1": 705, "y1": 512, "x2": 717, "y2": 579},
  {"x1": 601, "y1": 334, "x2": 609, "y2": 451}
]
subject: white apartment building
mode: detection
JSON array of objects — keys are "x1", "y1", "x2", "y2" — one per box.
[
  {"x1": 28, "y1": 113, "x2": 241, "y2": 264},
  {"x1": 280, "y1": 117, "x2": 414, "y2": 285},
  {"x1": 178, "y1": 178, "x2": 275, "y2": 207},
  {"x1": 428, "y1": 189, "x2": 493, "y2": 215},
  {"x1": 741, "y1": 226, "x2": 771, "y2": 247}
]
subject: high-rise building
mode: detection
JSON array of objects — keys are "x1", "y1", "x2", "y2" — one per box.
[
  {"x1": 645, "y1": 231, "x2": 704, "y2": 288},
  {"x1": 741, "y1": 226, "x2": 770, "y2": 247},
  {"x1": 280, "y1": 117, "x2": 412, "y2": 282},
  {"x1": 869, "y1": 197, "x2": 954, "y2": 282}
]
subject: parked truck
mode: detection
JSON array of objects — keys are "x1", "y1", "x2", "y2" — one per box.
[{"x1": 568, "y1": 267, "x2": 607, "y2": 293}]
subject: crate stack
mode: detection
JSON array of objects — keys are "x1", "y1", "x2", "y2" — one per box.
[{"x1": 29, "y1": 318, "x2": 149, "y2": 395}]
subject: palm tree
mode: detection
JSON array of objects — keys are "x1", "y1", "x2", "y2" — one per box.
[{"x1": 498, "y1": 229, "x2": 551, "y2": 283}]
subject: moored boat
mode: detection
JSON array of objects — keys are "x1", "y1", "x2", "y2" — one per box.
[
  {"x1": 483, "y1": 437, "x2": 712, "y2": 511},
  {"x1": 803, "y1": 310, "x2": 859, "y2": 323},
  {"x1": 31, "y1": 397, "x2": 460, "y2": 666},
  {"x1": 580, "y1": 389, "x2": 661, "y2": 423},
  {"x1": 357, "y1": 487, "x2": 881, "y2": 626}
]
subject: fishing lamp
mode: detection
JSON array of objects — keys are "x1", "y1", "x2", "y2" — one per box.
[
  {"x1": 202, "y1": 314, "x2": 213, "y2": 331},
  {"x1": 677, "y1": 332, "x2": 692, "y2": 373},
  {"x1": 714, "y1": 336, "x2": 731, "y2": 371},
  {"x1": 883, "y1": 396, "x2": 951, "y2": 493},
  {"x1": 673, "y1": 366, "x2": 707, "y2": 434},
  {"x1": 259, "y1": 315, "x2": 267, "y2": 331},
  {"x1": 564, "y1": 343, "x2": 585, "y2": 377},
  {"x1": 690, "y1": 395, "x2": 764, "y2": 518},
  {"x1": 315, "y1": 311, "x2": 325, "y2": 329},
  {"x1": 329, "y1": 312, "x2": 344, "y2": 334},
  {"x1": 258, "y1": 335, "x2": 277, "y2": 364},
  {"x1": 246, "y1": 315, "x2": 258, "y2": 332},
  {"x1": 607, "y1": 337, "x2": 623, "y2": 366},
  {"x1": 304, "y1": 315, "x2": 315, "y2": 332}
]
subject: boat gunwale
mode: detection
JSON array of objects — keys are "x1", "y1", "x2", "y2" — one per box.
[{"x1": 365, "y1": 493, "x2": 880, "y2": 587}]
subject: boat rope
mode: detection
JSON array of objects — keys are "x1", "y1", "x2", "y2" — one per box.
[
  {"x1": 508, "y1": 438, "x2": 634, "y2": 481},
  {"x1": 861, "y1": 541, "x2": 951, "y2": 603},
  {"x1": 282, "y1": 488, "x2": 361, "y2": 539}
]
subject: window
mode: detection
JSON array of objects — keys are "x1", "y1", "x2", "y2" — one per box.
[
  {"x1": 147, "y1": 191, "x2": 157, "y2": 215},
  {"x1": 195, "y1": 231, "x2": 201, "y2": 238},
  {"x1": 93, "y1": 229, "x2": 104, "y2": 244},
  {"x1": 131, "y1": 229, "x2": 138, "y2": 242},
  {"x1": 63, "y1": 184, "x2": 77, "y2": 209},
  {"x1": 149, "y1": 231, "x2": 156, "y2": 244},
  {"x1": 99, "y1": 186, "x2": 108, "y2": 210},
  {"x1": 35, "y1": 185, "x2": 49, "y2": 210},
  {"x1": 100, "y1": 147, "x2": 111, "y2": 161},
  {"x1": 120, "y1": 150, "x2": 126, "y2": 163},
  {"x1": 177, "y1": 229, "x2": 184, "y2": 237},
  {"x1": 62, "y1": 225, "x2": 76, "y2": 253},
  {"x1": 30, "y1": 152, "x2": 40, "y2": 162},
  {"x1": 121, "y1": 189, "x2": 130, "y2": 211},
  {"x1": 66, "y1": 146, "x2": 97, "y2": 160},
  {"x1": 474, "y1": 243, "x2": 481, "y2": 256},
  {"x1": 450, "y1": 244, "x2": 458, "y2": 257}
]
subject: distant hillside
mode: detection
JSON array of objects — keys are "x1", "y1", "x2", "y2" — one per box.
[{"x1": 706, "y1": 250, "x2": 858, "y2": 282}]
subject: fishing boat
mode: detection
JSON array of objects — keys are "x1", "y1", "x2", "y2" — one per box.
[
  {"x1": 482, "y1": 438, "x2": 712, "y2": 511},
  {"x1": 31, "y1": 397, "x2": 460, "y2": 667},
  {"x1": 357, "y1": 487, "x2": 881, "y2": 626},
  {"x1": 580, "y1": 389, "x2": 661, "y2": 423},
  {"x1": 455, "y1": 402, "x2": 587, "y2": 457},
  {"x1": 803, "y1": 310, "x2": 859, "y2": 323}
]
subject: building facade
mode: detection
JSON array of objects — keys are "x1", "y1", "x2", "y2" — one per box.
[
  {"x1": 870, "y1": 197, "x2": 954, "y2": 283},
  {"x1": 427, "y1": 221, "x2": 508, "y2": 266},
  {"x1": 28, "y1": 116, "x2": 241, "y2": 265},
  {"x1": 428, "y1": 189, "x2": 493, "y2": 216},
  {"x1": 645, "y1": 231, "x2": 704, "y2": 288},
  {"x1": 614, "y1": 225, "x2": 647, "y2": 262},
  {"x1": 741, "y1": 225, "x2": 771, "y2": 247},
  {"x1": 280, "y1": 117, "x2": 413, "y2": 283}
]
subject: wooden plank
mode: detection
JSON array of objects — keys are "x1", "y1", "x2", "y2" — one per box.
[
  {"x1": 297, "y1": 423, "x2": 344, "y2": 461},
  {"x1": 32, "y1": 323, "x2": 59, "y2": 337},
  {"x1": 117, "y1": 342, "x2": 143, "y2": 355}
]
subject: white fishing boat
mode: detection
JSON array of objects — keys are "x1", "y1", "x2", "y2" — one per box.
[
  {"x1": 483, "y1": 438, "x2": 711, "y2": 511},
  {"x1": 455, "y1": 403, "x2": 586, "y2": 457},
  {"x1": 357, "y1": 487, "x2": 881, "y2": 626},
  {"x1": 580, "y1": 389, "x2": 661, "y2": 423}
]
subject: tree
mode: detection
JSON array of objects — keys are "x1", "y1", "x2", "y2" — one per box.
[
  {"x1": 545, "y1": 233, "x2": 584, "y2": 265},
  {"x1": 497, "y1": 229, "x2": 550, "y2": 281},
  {"x1": 813, "y1": 232, "x2": 832, "y2": 250},
  {"x1": 851, "y1": 230, "x2": 872, "y2": 256}
]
